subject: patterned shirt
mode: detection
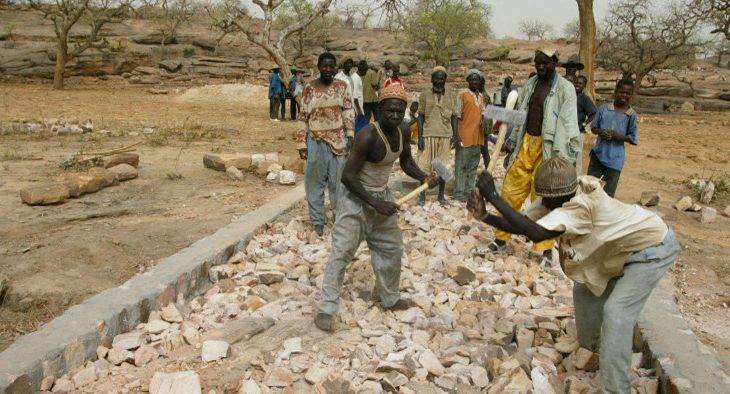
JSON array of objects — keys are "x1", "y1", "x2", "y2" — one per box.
[{"x1": 296, "y1": 79, "x2": 354, "y2": 156}]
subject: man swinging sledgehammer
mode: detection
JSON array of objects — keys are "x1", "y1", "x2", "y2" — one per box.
[
  {"x1": 315, "y1": 84, "x2": 441, "y2": 332},
  {"x1": 467, "y1": 158, "x2": 679, "y2": 393}
]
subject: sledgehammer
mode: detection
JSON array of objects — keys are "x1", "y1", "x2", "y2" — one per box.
[
  {"x1": 483, "y1": 90, "x2": 524, "y2": 174},
  {"x1": 396, "y1": 159, "x2": 454, "y2": 205}
]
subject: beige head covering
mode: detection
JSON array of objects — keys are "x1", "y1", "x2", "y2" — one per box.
[
  {"x1": 432, "y1": 66, "x2": 447, "y2": 75},
  {"x1": 535, "y1": 47, "x2": 559, "y2": 63},
  {"x1": 534, "y1": 157, "x2": 578, "y2": 197}
]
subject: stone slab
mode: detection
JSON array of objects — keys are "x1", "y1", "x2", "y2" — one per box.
[
  {"x1": 638, "y1": 276, "x2": 729, "y2": 393},
  {"x1": 0, "y1": 185, "x2": 305, "y2": 392}
]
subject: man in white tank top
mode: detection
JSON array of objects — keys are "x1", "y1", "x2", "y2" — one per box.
[{"x1": 315, "y1": 84, "x2": 439, "y2": 332}]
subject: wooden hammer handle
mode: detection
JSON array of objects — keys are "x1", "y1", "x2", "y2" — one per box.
[{"x1": 396, "y1": 183, "x2": 430, "y2": 205}]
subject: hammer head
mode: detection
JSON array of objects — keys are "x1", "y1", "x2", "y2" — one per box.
[
  {"x1": 431, "y1": 159, "x2": 454, "y2": 183},
  {"x1": 483, "y1": 105, "x2": 527, "y2": 125}
]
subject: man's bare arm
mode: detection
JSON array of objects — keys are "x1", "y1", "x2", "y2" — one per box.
[{"x1": 399, "y1": 124, "x2": 429, "y2": 182}]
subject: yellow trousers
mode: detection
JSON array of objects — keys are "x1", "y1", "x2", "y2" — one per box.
[{"x1": 495, "y1": 133, "x2": 554, "y2": 252}]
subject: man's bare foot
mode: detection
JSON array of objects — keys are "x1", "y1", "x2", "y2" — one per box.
[
  {"x1": 383, "y1": 298, "x2": 416, "y2": 311},
  {"x1": 314, "y1": 312, "x2": 334, "y2": 332}
]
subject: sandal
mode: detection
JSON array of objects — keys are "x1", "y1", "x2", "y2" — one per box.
[{"x1": 473, "y1": 240, "x2": 506, "y2": 256}]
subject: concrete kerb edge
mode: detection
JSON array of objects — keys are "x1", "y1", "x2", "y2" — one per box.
[
  {"x1": 638, "y1": 276, "x2": 729, "y2": 393},
  {"x1": 0, "y1": 184, "x2": 305, "y2": 393}
]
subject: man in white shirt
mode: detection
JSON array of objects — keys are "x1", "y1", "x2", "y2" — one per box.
[
  {"x1": 335, "y1": 56, "x2": 365, "y2": 134},
  {"x1": 467, "y1": 157, "x2": 679, "y2": 394}
]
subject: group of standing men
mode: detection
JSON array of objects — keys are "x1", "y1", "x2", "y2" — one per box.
[{"x1": 291, "y1": 49, "x2": 675, "y2": 394}]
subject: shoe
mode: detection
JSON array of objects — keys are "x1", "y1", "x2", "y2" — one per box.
[
  {"x1": 438, "y1": 198, "x2": 450, "y2": 207},
  {"x1": 473, "y1": 240, "x2": 507, "y2": 256},
  {"x1": 314, "y1": 312, "x2": 334, "y2": 332},
  {"x1": 314, "y1": 225, "x2": 324, "y2": 236},
  {"x1": 273, "y1": 119, "x2": 280, "y2": 122},
  {"x1": 382, "y1": 298, "x2": 416, "y2": 311},
  {"x1": 417, "y1": 194, "x2": 426, "y2": 207}
]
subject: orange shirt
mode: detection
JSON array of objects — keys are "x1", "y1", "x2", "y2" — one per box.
[{"x1": 457, "y1": 90, "x2": 485, "y2": 148}]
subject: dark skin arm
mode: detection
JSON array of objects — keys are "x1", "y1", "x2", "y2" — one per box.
[
  {"x1": 399, "y1": 122, "x2": 436, "y2": 184},
  {"x1": 417, "y1": 113, "x2": 425, "y2": 151},
  {"x1": 341, "y1": 124, "x2": 437, "y2": 216},
  {"x1": 467, "y1": 172, "x2": 563, "y2": 243},
  {"x1": 451, "y1": 115, "x2": 460, "y2": 148},
  {"x1": 592, "y1": 128, "x2": 630, "y2": 142}
]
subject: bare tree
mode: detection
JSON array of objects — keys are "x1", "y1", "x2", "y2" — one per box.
[
  {"x1": 576, "y1": 0, "x2": 596, "y2": 98},
  {"x1": 519, "y1": 18, "x2": 553, "y2": 40},
  {"x1": 205, "y1": 0, "x2": 334, "y2": 83},
  {"x1": 28, "y1": 0, "x2": 133, "y2": 90},
  {"x1": 563, "y1": 18, "x2": 580, "y2": 41},
  {"x1": 141, "y1": 0, "x2": 196, "y2": 46},
  {"x1": 694, "y1": 0, "x2": 729, "y2": 40},
  {"x1": 597, "y1": 0, "x2": 705, "y2": 99}
]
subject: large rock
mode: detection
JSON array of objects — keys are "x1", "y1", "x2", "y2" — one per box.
[
  {"x1": 700, "y1": 181, "x2": 715, "y2": 204},
  {"x1": 149, "y1": 371, "x2": 201, "y2": 394},
  {"x1": 58, "y1": 167, "x2": 117, "y2": 194},
  {"x1": 158, "y1": 59, "x2": 182, "y2": 73},
  {"x1": 419, "y1": 349, "x2": 445, "y2": 376},
  {"x1": 700, "y1": 207, "x2": 717, "y2": 224},
  {"x1": 203, "y1": 153, "x2": 252, "y2": 172},
  {"x1": 283, "y1": 157, "x2": 305, "y2": 174},
  {"x1": 104, "y1": 152, "x2": 139, "y2": 168},
  {"x1": 201, "y1": 340, "x2": 230, "y2": 362},
  {"x1": 133, "y1": 33, "x2": 177, "y2": 45},
  {"x1": 112, "y1": 330, "x2": 148, "y2": 350},
  {"x1": 639, "y1": 191, "x2": 660, "y2": 207},
  {"x1": 20, "y1": 183, "x2": 70, "y2": 205},
  {"x1": 674, "y1": 196, "x2": 693, "y2": 211},
  {"x1": 108, "y1": 164, "x2": 139, "y2": 181},
  {"x1": 279, "y1": 170, "x2": 296, "y2": 185}
]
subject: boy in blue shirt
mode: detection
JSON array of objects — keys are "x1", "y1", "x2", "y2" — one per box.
[{"x1": 588, "y1": 79, "x2": 638, "y2": 197}]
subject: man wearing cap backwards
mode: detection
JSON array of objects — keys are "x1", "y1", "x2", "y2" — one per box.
[
  {"x1": 417, "y1": 66, "x2": 459, "y2": 206},
  {"x1": 562, "y1": 54, "x2": 584, "y2": 78},
  {"x1": 296, "y1": 52, "x2": 355, "y2": 236},
  {"x1": 467, "y1": 158, "x2": 678, "y2": 394},
  {"x1": 452, "y1": 69, "x2": 486, "y2": 201},
  {"x1": 475, "y1": 48, "x2": 580, "y2": 266},
  {"x1": 315, "y1": 84, "x2": 439, "y2": 332}
]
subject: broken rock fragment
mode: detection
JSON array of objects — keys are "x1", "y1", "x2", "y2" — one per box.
[
  {"x1": 149, "y1": 371, "x2": 201, "y2": 394},
  {"x1": 20, "y1": 183, "x2": 70, "y2": 205},
  {"x1": 201, "y1": 340, "x2": 230, "y2": 362},
  {"x1": 108, "y1": 163, "x2": 139, "y2": 181}
]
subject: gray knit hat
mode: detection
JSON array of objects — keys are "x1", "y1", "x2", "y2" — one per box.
[{"x1": 534, "y1": 157, "x2": 578, "y2": 197}]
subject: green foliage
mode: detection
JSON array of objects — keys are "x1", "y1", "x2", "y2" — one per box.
[
  {"x1": 109, "y1": 40, "x2": 125, "y2": 52},
  {"x1": 182, "y1": 47, "x2": 194, "y2": 58},
  {"x1": 403, "y1": 0, "x2": 491, "y2": 65},
  {"x1": 274, "y1": 0, "x2": 341, "y2": 48}
]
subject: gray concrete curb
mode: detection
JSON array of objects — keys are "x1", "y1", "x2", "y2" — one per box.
[
  {"x1": 638, "y1": 276, "x2": 729, "y2": 393},
  {"x1": 0, "y1": 184, "x2": 305, "y2": 393}
]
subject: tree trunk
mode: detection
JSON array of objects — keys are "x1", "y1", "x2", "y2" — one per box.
[
  {"x1": 631, "y1": 71, "x2": 646, "y2": 103},
  {"x1": 53, "y1": 36, "x2": 68, "y2": 90},
  {"x1": 576, "y1": 0, "x2": 596, "y2": 99}
]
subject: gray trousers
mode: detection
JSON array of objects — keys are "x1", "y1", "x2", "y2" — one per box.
[
  {"x1": 453, "y1": 145, "x2": 482, "y2": 199},
  {"x1": 573, "y1": 228, "x2": 678, "y2": 394},
  {"x1": 305, "y1": 136, "x2": 346, "y2": 228},
  {"x1": 318, "y1": 187, "x2": 403, "y2": 315}
]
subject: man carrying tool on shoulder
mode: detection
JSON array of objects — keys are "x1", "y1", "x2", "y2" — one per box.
[
  {"x1": 474, "y1": 48, "x2": 580, "y2": 267},
  {"x1": 315, "y1": 84, "x2": 439, "y2": 332}
]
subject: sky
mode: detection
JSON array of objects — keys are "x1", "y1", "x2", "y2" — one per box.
[{"x1": 489, "y1": 0, "x2": 612, "y2": 38}]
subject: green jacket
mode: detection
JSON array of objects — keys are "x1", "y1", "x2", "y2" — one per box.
[{"x1": 507, "y1": 73, "x2": 580, "y2": 169}]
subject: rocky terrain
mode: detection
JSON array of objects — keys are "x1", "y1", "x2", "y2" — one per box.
[
  {"x1": 42, "y1": 201, "x2": 660, "y2": 394},
  {"x1": 1, "y1": 6, "x2": 729, "y2": 114}
]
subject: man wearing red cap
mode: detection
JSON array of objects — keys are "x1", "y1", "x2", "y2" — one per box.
[{"x1": 315, "y1": 84, "x2": 438, "y2": 332}]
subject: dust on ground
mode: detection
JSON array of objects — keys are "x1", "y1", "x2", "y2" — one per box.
[
  {"x1": 0, "y1": 80, "x2": 299, "y2": 350},
  {"x1": 1, "y1": 80, "x2": 729, "y2": 373}
]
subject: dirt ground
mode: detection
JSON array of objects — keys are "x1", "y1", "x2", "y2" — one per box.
[
  {"x1": 0, "y1": 79, "x2": 300, "y2": 350},
  {"x1": 0, "y1": 80, "x2": 729, "y2": 374}
]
